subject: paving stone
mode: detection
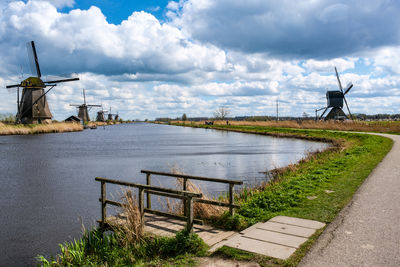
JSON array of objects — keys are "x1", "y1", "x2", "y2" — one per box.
[
  {"x1": 224, "y1": 235, "x2": 296, "y2": 260},
  {"x1": 243, "y1": 228, "x2": 308, "y2": 248},
  {"x1": 256, "y1": 221, "x2": 317, "y2": 238},
  {"x1": 240, "y1": 222, "x2": 264, "y2": 234},
  {"x1": 270, "y1": 216, "x2": 325, "y2": 229}
]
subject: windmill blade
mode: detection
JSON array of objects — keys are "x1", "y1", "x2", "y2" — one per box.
[
  {"x1": 334, "y1": 66, "x2": 343, "y2": 92},
  {"x1": 6, "y1": 84, "x2": 21, "y2": 89},
  {"x1": 69, "y1": 104, "x2": 81, "y2": 107},
  {"x1": 87, "y1": 104, "x2": 102, "y2": 107},
  {"x1": 343, "y1": 96, "x2": 353, "y2": 120},
  {"x1": 44, "y1": 77, "x2": 80, "y2": 84},
  {"x1": 83, "y1": 88, "x2": 86, "y2": 105},
  {"x1": 27, "y1": 41, "x2": 42, "y2": 78},
  {"x1": 344, "y1": 82, "x2": 353, "y2": 95},
  {"x1": 318, "y1": 107, "x2": 329, "y2": 120}
]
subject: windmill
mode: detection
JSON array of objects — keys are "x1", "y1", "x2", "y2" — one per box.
[
  {"x1": 107, "y1": 107, "x2": 117, "y2": 121},
  {"x1": 6, "y1": 41, "x2": 79, "y2": 124},
  {"x1": 96, "y1": 106, "x2": 108, "y2": 122},
  {"x1": 70, "y1": 88, "x2": 101, "y2": 124},
  {"x1": 315, "y1": 67, "x2": 354, "y2": 120}
]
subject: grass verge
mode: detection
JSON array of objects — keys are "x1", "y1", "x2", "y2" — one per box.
[{"x1": 171, "y1": 123, "x2": 393, "y2": 266}]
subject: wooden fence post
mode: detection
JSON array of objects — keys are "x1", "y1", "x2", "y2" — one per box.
[
  {"x1": 229, "y1": 183, "x2": 234, "y2": 216},
  {"x1": 101, "y1": 181, "x2": 106, "y2": 229},
  {"x1": 183, "y1": 177, "x2": 188, "y2": 216},
  {"x1": 186, "y1": 196, "x2": 194, "y2": 233},
  {"x1": 138, "y1": 187, "x2": 145, "y2": 231},
  {"x1": 146, "y1": 173, "x2": 151, "y2": 209}
]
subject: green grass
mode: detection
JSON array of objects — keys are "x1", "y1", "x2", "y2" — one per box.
[
  {"x1": 172, "y1": 123, "x2": 393, "y2": 266},
  {"x1": 37, "y1": 229, "x2": 208, "y2": 266}
]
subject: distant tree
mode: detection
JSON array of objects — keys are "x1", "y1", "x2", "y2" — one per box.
[
  {"x1": 182, "y1": 113, "x2": 187, "y2": 121},
  {"x1": 0, "y1": 113, "x2": 16, "y2": 123},
  {"x1": 214, "y1": 107, "x2": 230, "y2": 119}
]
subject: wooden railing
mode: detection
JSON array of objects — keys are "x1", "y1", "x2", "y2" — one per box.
[
  {"x1": 95, "y1": 177, "x2": 202, "y2": 232},
  {"x1": 141, "y1": 170, "x2": 243, "y2": 216}
]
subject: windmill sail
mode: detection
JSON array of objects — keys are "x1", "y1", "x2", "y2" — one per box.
[{"x1": 27, "y1": 41, "x2": 41, "y2": 78}]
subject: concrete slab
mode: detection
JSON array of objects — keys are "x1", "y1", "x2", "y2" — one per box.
[
  {"x1": 243, "y1": 228, "x2": 308, "y2": 248},
  {"x1": 224, "y1": 216, "x2": 325, "y2": 260},
  {"x1": 224, "y1": 234, "x2": 296, "y2": 260},
  {"x1": 256, "y1": 221, "x2": 317, "y2": 238},
  {"x1": 270, "y1": 216, "x2": 325, "y2": 229}
]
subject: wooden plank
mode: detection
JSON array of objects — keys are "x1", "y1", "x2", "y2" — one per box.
[
  {"x1": 95, "y1": 177, "x2": 202, "y2": 198},
  {"x1": 145, "y1": 190, "x2": 185, "y2": 199},
  {"x1": 195, "y1": 198, "x2": 239, "y2": 208},
  {"x1": 144, "y1": 208, "x2": 203, "y2": 225},
  {"x1": 141, "y1": 170, "x2": 243, "y2": 185}
]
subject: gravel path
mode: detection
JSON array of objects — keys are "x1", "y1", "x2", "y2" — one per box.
[{"x1": 300, "y1": 133, "x2": 400, "y2": 267}]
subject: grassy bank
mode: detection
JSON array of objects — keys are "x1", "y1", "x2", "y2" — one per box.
[
  {"x1": 171, "y1": 123, "x2": 393, "y2": 266},
  {"x1": 0, "y1": 122, "x2": 83, "y2": 135}
]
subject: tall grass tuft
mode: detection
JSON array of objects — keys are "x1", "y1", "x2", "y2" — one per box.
[
  {"x1": 170, "y1": 166, "x2": 226, "y2": 219},
  {"x1": 114, "y1": 190, "x2": 144, "y2": 245}
]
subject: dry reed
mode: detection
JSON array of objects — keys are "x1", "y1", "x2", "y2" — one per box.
[
  {"x1": 114, "y1": 190, "x2": 144, "y2": 245},
  {"x1": 196, "y1": 120, "x2": 400, "y2": 133},
  {"x1": 170, "y1": 167, "x2": 226, "y2": 219},
  {"x1": 0, "y1": 122, "x2": 83, "y2": 135}
]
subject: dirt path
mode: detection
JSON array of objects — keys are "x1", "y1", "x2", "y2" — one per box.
[{"x1": 299, "y1": 133, "x2": 400, "y2": 266}]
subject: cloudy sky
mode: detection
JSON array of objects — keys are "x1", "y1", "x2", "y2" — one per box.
[{"x1": 0, "y1": 0, "x2": 400, "y2": 120}]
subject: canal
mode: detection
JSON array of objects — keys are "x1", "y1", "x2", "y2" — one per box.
[{"x1": 0, "y1": 123, "x2": 329, "y2": 266}]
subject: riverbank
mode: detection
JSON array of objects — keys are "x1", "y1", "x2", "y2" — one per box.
[
  {"x1": 169, "y1": 119, "x2": 400, "y2": 134},
  {"x1": 0, "y1": 122, "x2": 83, "y2": 135},
  {"x1": 37, "y1": 124, "x2": 393, "y2": 266}
]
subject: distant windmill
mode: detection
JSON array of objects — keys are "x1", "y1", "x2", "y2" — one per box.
[
  {"x1": 107, "y1": 107, "x2": 117, "y2": 121},
  {"x1": 96, "y1": 106, "x2": 108, "y2": 122},
  {"x1": 6, "y1": 41, "x2": 79, "y2": 124},
  {"x1": 315, "y1": 67, "x2": 354, "y2": 120},
  {"x1": 70, "y1": 89, "x2": 101, "y2": 123}
]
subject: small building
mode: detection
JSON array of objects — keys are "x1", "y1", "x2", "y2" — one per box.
[{"x1": 65, "y1": 115, "x2": 82, "y2": 123}]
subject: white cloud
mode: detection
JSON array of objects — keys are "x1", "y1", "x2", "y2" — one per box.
[
  {"x1": 0, "y1": 0, "x2": 399, "y2": 120},
  {"x1": 303, "y1": 58, "x2": 357, "y2": 73},
  {"x1": 0, "y1": 1, "x2": 228, "y2": 77}
]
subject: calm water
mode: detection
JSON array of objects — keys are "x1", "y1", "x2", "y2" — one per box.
[{"x1": 0, "y1": 123, "x2": 328, "y2": 266}]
